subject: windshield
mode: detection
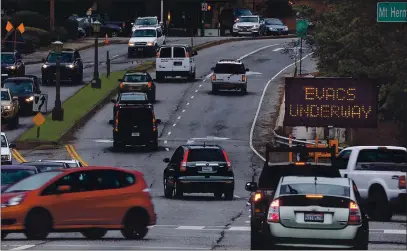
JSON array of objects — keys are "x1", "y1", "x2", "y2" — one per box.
[
  {"x1": 47, "y1": 52, "x2": 74, "y2": 63},
  {"x1": 280, "y1": 183, "x2": 350, "y2": 197},
  {"x1": 1, "y1": 53, "x2": 15, "y2": 64},
  {"x1": 1, "y1": 135, "x2": 7, "y2": 147},
  {"x1": 3, "y1": 171, "x2": 62, "y2": 193},
  {"x1": 132, "y1": 29, "x2": 156, "y2": 37},
  {"x1": 214, "y1": 64, "x2": 245, "y2": 74},
  {"x1": 265, "y1": 19, "x2": 283, "y2": 25},
  {"x1": 136, "y1": 18, "x2": 158, "y2": 25},
  {"x1": 238, "y1": 17, "x2": 258, "y2": 23},
  {"x1": 1, "y1": 169, "x2": 36, "y2": 185},
  {"x1": 123, "y1": 74, "x2": 148, "y2": 82},
  {"x1": 356, "y1": 149, "x2": 407, "y2": 163},
  {"x1": 235, "y1": 9, "x2": 252, "y2": 17},
  {"x1": 1, "y1": 90, "x2": 10, "y2": 101},
  {"x1": 188, "y1": 149, "x2": 226, "y2": 162},
  {"x1": 4, "y1": 81, "x2": 33, "y2": 94}
]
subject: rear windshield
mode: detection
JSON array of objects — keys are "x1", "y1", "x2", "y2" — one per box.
[
  {"x1": 123, "y1": 74, "x2": 148, "y2": 82},
  {"x1": 357, "y1": 149, "x2": 407, "y2": 163},
  {"x1": 119, "y1": 108, "x2": 153, "y2": 126},
  {"x1": 1, "y1": 169, "x2": 36, "y2": 185},
  {"x1": 4, "y1": 81, "x2": 33, "y2": 94},
  {"x1": 159, "y1": 47, "x2": 172, "y2": 58},
  {"x1": 214, "y1": 64, "x2": 245, "y2": 74},
  {"x1": 188, "y1": 149, "x2": 225, "y2": 162},
  {"x1": 120, "y1": 94, "x2": 147, "y2": 101},
  {"x1": 280, "y1": 183, "x2": 350, "y2": 197},
  {"x1": 173, "y1": 47, "x2": 186, "y2": 58}
]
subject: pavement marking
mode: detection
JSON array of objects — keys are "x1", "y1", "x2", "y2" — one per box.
[
  {"x1": 182, "y1": 109, "x2": 186, "y2": 112},
  {"x1": 272, "y1": 47, "x2": 284, "y2": 52},
  {"x1": 191, "y1": 96, "x2": 194, "y2": 99},
  {"x1": 233, "y1": 195, "x2": 241, "y2": 198},
  {"x1": 383, "y1": 229, "x2": 406, "y2": 235},
  {"x1": 228, "y1": 226, "x2": 250, "y2": 231},
  {"x1": 164, "y1": 140, "x2": 168, "y2": 144},
  {"x1": 199, "y1": 84, "x2": 203, "y2": 87},
  {"x1": 33, "y1": 245, "x2": 209, "y2": 250},
  {"x1": 167, "y1": 132, "x2": 172, "y2": 135},
  {"x1": 249, "y1": 52, "x2": 314, "y2": 162},
  {"x1": 65, "y1": 144, "x2": 88, "y2": 166},
  {"x1": 176, "y1": 226, "x2": 205, "y2": 230},
  {"x1": 173, "y1": 123, "x2": 177, "y2": 127},
  {"x1": 195, "y1": 89, "x2": 198, "y2": 92},
  {"x1": 177, "y1": 116, "x2": 181, "y2": 120},
  {"x1": 94, "y1": 139, "x2": 113, "y2": 143},
  {"x1": 11, "y1": 149, "x2": 26, "y2": 163},
  {"x1": 165, "y1": 148, "x2": 170, "y2": 151},
  {"x1": 9, "y1": 245, "x2": 36, "y2": 250},
  {"x1": 186, "y1": 102, "x2": 190, "y2": 105}
]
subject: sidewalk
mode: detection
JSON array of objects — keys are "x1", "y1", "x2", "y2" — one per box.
[{"x1": 23, "y1": 37, "x2": 128, "y2": 65}]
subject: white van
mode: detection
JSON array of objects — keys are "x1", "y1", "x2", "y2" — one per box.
[
  {"x1": 1, "y1": 132, "x2": 15, "y2": 165},
  {"x1": 155, "y1": 44, "x2": 197, "y2": 81}
]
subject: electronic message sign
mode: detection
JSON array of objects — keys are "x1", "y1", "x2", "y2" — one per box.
[{"x1": 284, "y1": 77, "x2": 378, "y2": 128}]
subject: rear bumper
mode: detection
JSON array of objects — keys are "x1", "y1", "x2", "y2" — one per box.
[
  {"x1": 156, "y1": 71, "x2": 190, "y2": 77},
  {"x1": 212, "y1": 82, "x2": 247, "y2": 89},
  {"x1": 128, "y1": 46, "x2": 156, "y2": 55},
  {"x1": 119, "y1": 86, "x2": 151, "y2": 94},
  {"x1": 390, "y1": 192, "x2": 406, "y2": 210},
  {"x1": 267, "y1": 30, "x2": 289, "y2": 35},
  {"x1": 113, "y1": 131, "x2": 157, "y2": 146},
  {"x1": 42, "y1": 68, "x2": 79, "y2": 82},
  {"x1": 177, "y1": 176, "x2": 234, "y2": 193}
]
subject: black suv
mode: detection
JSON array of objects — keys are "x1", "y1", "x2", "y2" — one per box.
[
  {"x1": 3, "y1": 75, "x2": 41, "y2": 114},
  {"x1": 111, "y1": 102, "x2": 161, "y2": 150},
  {"x1": 41, "y1": 49, "x2": 83, "y2": 85},
  {"x1": 163, "y1": 144, "x2": 235, "y2": 199},
  {"x1": 1, "y1": 51, "x2": 25, "y2": 84},
  {"x1": 118, "y1": 71, "x2": 156, "y2": 102}
]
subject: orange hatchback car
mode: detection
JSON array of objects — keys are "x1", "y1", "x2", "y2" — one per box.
[{"x1": 1, "y1": 166, "x2": 156, "y2": 240}]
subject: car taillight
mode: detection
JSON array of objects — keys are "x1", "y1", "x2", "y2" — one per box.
[
  {"x1": 399, "y1": 175, "x2": 406, "y2": 189},
  {"x1": 212, "y1": 74, "x2": 216, "y2": 81},
  {"x1": 242, "y1": 75, "x2": 246, "y2": 81},
  {"x1": 222, "y1": 149, "x2": 232, "y2": 170},
  {"x1": 152, "y1": 117, "x2": 157, "y2": 131},
  {"x1": 180, "y1": 150, "x2": 189, "y2": 171},
  {"x1": 348, "y1": 201, "x2": 362, "y2": 225},
  {"x1": 156, "y1": 52, "x2": 160, "y2": 58},
  {"x1": 119, "y1": 82, "x2": 124, "y2": 88},
  {"x1": 147, "y1": 82, "x2": 152, "y2": 88},
  {"x1": 114, "y1": 111, "x2": 119, "y2": 132},
  {"x1": 253, "y1": 192, "x2": 262, "y2": 202},
  {"x1": 185, "y1": 52, "x2": 190, "y2": 58},
  {"x1": 267, "y1": 199, "x2": 280, "y2": 223}
]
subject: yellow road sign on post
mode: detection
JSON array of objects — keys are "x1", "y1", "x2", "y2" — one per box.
[
  {"x1": 17, "y1": 23, "x2": 25, "y2": 33},
  {"x1": 5, "y1": 21, "x2": 13, "y2": 32},
  {"x1": 33, "y1": 112, "x2": 45, "y2": 126}
]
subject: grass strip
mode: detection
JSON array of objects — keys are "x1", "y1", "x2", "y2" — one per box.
[{"x1": 17, "y1": 61, "x2": 154, "y2": 143}]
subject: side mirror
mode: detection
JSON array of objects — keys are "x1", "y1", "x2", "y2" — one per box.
[
  {"x1": 245, "y1": 68, "x2": 250, "y2": 71},
  {"x1": 163, "y1": 158, "x2": 170, "y2": 163},
  {"x1": 118, "y1": 78, "x2": 123, "y2": 82},
  {"x1": 245, "y1": 182, "x2": 257, "y2": 192},
  {"x1": 8, "y1": 143, "x2": 16, "y2": 148},
  {"x1": 108, "y1": 119, "x2": 114, "y2": 125},
  {"x1": 42, "y1": 58, "x2": 46, "y2": 63},
  {"x1": 155, "y1": 119, "x2": 162, "y2": 124},
  {"x1": 57, "y1": 185, "x2": 71, "y2": 193},
  {"x1": 211, "y1": 67, "x2": 215, "y2": 71},
  {"x1": 12, "y1": 96, "x2": 18, "y2": 101},
  {"x1": 111, "y1": 99, "x2": 116, "y2": 103}
]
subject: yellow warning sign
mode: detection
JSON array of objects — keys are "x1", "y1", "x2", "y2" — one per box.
[
  {"x1": 5, "y1": 21, "x2": 13, "y2": 32},
  {"x1": 17, "y1": 23, "x2": 25, "y2": 34},
  {"x1": 32, "y1": 112, "x2": 45, "y2": 126}
]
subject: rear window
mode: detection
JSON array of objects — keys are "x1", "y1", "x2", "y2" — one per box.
[
  {"x1": 119, "y1": 108, "x2": 153, "y2": 126},
  {"x1": 357, "y1": 149, "x2": 407, "y2": 163},
  {"x1": 279, "y1": 183, "x2": 350, "y2": 197},
  {"x1": 188, "y1": 149, "x2": 225, "y2": 162},
  {"x1": 123, "y1": 74, "x2": 147, "y2": 82},
  {"x1": 214, "y1": 63, "x2": 245, "y2": 74},
  {"x1": 159, "y1": 47, "x2": 171, "y2": 58},
  {"x1": 120, "y1": 94, "x2": 147, "y2": 101},
  {"x1": 173, "y1": 47, "x2": 186, "y2": 58}
]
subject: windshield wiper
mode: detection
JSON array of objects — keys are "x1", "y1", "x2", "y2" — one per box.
[{"x1": 287, "y1": 185, "x2": 298, "y2": 194}]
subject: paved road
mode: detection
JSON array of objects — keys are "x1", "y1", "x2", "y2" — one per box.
[
  {"x1": 4, "y1": 40, "x2": 406, "y2": 250},
  {"x1": 3, "y1": 37, "x2": 238, "y2": 142}
]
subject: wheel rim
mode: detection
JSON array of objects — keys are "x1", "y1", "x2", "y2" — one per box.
[{"x1": 164, "y1": 177, "x2": 167, "y2": 190}]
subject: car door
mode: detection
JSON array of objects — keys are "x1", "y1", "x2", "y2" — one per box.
[
  {"x1": 172, "y1": 46, "x2": 189, "y2": 73},
  {"x1": 156, "y1": 47, "x2": 173, "y2": 72}
]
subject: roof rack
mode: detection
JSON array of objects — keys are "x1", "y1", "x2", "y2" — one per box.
[{"x1": 265, "y1": 143, "x2": 337, "y2": 164}]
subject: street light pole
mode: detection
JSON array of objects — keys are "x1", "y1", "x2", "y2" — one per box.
[
  {"x1": 91, "y1": 20, "x2": 101, "y2": 89},
  {"x1": 51, "y1": 41, "x2": 64, "y2": 121}
]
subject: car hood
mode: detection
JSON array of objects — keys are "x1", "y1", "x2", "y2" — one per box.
[
  {"x1": 1, "y1": 146, "x2": 11, "y2": 156},
  {"x1": 129, "y1": 37, "x2": 157, "y2": 43},
  {"x1": 236, "y1": 22, "x2": 258, "y2": 27},
  {"x1": 266, "y1": 24, "x2": 287, "y2": 29}
]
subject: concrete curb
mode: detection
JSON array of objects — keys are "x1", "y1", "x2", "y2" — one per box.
[{"x1": 24, "y1": 40, "x2": 128, "y2": 65}]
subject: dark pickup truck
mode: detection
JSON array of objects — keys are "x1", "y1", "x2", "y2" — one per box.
[{"x1": 245, "y1": 143, "x2": 340, "y2": 250}]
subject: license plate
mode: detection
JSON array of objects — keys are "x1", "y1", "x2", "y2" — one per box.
[
  {"x1": 201, "y1": 166, "x2": 212, "y2": 172},
  {"x1": 138, "y1": 48, "x2": 143, "y2": 51},
  {"x1": 174, "y1": 62, "x2": 182, "y2": 66},
  {"x1": 131, "y1": 132, "x2": 140, "y2": 136},
  {"x1": 304, "y1": 213, "x2": 324, "y2": 222}
]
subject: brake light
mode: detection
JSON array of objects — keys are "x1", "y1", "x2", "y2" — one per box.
[
  {"x1": 399, "y1": 175, "x2": 406, "y2": 189},
  {"x1": 295, "y1": 162, "x2": 306, "y2": 166},
  {"x1": 306, "y1": 194, "x2": 323, "y2": 198},
  {"x1": 186, "y1": 52, "x2": 190, "y2": 58},
  {"x1": 212, "y1": 74, "x2": 216, "y2": 81},
  {"x1": 119, "y1": 82, "x2": 124, "y2": 88},
  {"x1": 152, "y1": 117, "x2": 157, "y2": 132},
  {"x1": 114, "y1": 111, "x2": 119, "y2": 132},
  {"x1": 156, "y1": 52, "x2": 160, "y2": 58},
  {"x1": 147, "y1": 82, "x2": 152, "y2": 88},
  {"x1": 267, "y1": 199, "x2": 280, "y2": 223},
  {"x1": 180, "y1": 149, "x2": 189, "y2": 171},
  {"x1": 242, "y1": 75, "x2": 246, "y2": 81},
  {"x1": 254, "y1": 192, "x2": 262, "y2": 202},
  {"x1": 222, "y1": 149, "x2": 232, "y2": 170},
  {"x1": 348, "y1": 201, "x2": 362, "y2": 225}
]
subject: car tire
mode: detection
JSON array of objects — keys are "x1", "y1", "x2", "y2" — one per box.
[
  {"x1": 156, "y1": 72, "x2": 164, "y2": 82},
  {"x1": 368, "y1": 187, "x2": 393, "y2": 221},
  {"x1": 212, "y1": 85, "x2": 218, "y2": 94},
  {"x1": 1, "y1": 232, "x2": 8, "y2": 240},
  {"x1": 164, "y1": 176, "x2": 174, "y2": 198},
  {"x1": 121, "y1": 208, "x2": 149, "y2": 239},
  {"x1": 241, "y1": 87, "x2": 247, "y2": 94},
  {"x1": 188, "y1": 70, "x2": 196, "y2": 81},
  {"x1": 81, "y1": 229, "x2": 107, "y2": 239},
  {"x1": 24, "y1": 209, "x2": 52, "y2": 240},
  {"x1": 214, "y1": 192, "x2": 223, "y2": 199},
  {"x1": 174, "y1": 181, "x2": 183, "y2": 198},
  {"x1": 224, "y1": 189, "x2": 234, "y2": 200},
  {"x1": 250, "y1": 229, "x2": 264, "y2": 250},
  {"x1": 113, "y1": 141, "x2": 124, "y2": 150}
]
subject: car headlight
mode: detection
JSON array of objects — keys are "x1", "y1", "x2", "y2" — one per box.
[
  {"x1": 42, "y1": 64, "x2": 48, "y2": 69},
  {"x1": 67, "y1": 64, "x2": 74, "y2": 69},
  {"x1": 25, "y1": 96, "x2": 34, "y2": 102},
  {"x1": 269, "y1": 27, "x2": 275, "y2": 31},
  {"x1": 128, "y1": 42, "x2": 135, "y2": 47},
  {"x1": 7, "y1": 65, "x2": 16, "y2": 70},
  {"x1": 132, "y1": 27, "x2": 136, "y2": 32},
  {"x1": 3, "y1": 105, "x2": 11, "y2": 110},
  {"x1": 284, "y1": 26, "x2": 288, "y2": 31},
  {"x1": 147, "y1": 42, "x2": 154, "y2": 46},
  {"x1": 254, "y1": 24, "x2": 259, "y2": 28},
  {"x1": 6, "y1": 194, "x2": 25, "y2": 207},
  {"x1": 1, "y1": 154, "x2": 10, "y2": 160}
]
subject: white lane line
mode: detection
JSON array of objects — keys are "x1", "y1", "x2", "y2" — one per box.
[
  {"x1": 249, "y1": 52, "x2": 314, "y2": 162},
  {"x1": 40, "y1": 245, "x2": 208, "y2": 250},
  {"x1": 383, "y1": 229, "x2": 406, "y2": 235},
  {"x1": 173, "y1": 123, "x2": 176, "y2": 127},
  {"x1": 182, "y1": 109, "x2": 186, "y2": 112},
  {"x1": 199, "y1": 84, "x2": 203, "y2": 87},
  {"x1": 177, "y1": 116, "x2": 181, "y2": 120},
  {"x1": 165, "y1": 148, "x2": 170, "y2": 151},
  {"x1": 245, "y1": 221, "x2": 250, "y2": 223},
  {"x1": 191, "y1": 96, "x2": 194, "y2": 99},
  {"x1": 272, "y1": 48, "x2": 284, "y2": 52},
  {"x1": 228, "y1": 226, "x2": 250, "y2": 231},
  {"x1": 176, "y1": 226, "x2": 205, "y2": 230},
  {"x1": 233, "y1": 195, "x2": 241, "y2": 198},
  {"x1": 10, "y1": 245, "x2": 37, "y2": 250},
  {"x1": 186, "y1": 102, "x2": 190, "y2": 105},
  {"x1": 164, "y1": 140, "x2": 168, "y2": 144},
  {"x1": 195, "y1": 89, "x2": 198, "y2": 92},
  {"x1": 167, "y1": 132, "x2": 171, "y2": 135}
]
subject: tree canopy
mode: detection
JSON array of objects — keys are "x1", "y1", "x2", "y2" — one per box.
[{"x1": 305, "y1": 0, "x2": 407, "y2": 145}]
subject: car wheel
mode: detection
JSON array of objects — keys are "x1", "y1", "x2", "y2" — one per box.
[
  {"x1": 121, "y1": 208, "x2": 149, "y2": 239},
  {"x1": 188, "y1": 71, "x2": 196, "y2": 81},
  {"x1": 241, "y1": 87, "x2": 247, "y2": 94},
  {"x1": 81, "y1": 229, "x2": 107, "y2": 239},
  {"x1": 113, "y1": 141, "x2": 123, "y2": 150},
  {"x1": 224, "y1": 189, "x2": 234, "y2": 200},
  {"x1": 24, "y1": 209, "x2": 52, "y2": 240},
  {"x1": 368, "y1": 187, "x2": 392, "y2": 221},
  {"x1": 1, "y1": 232, "x2": 8, "y2": 240},
  {"x1": 164, "y1": 176, "x2": 173, "y2": 198},
  {"x1": 214, "y1": 192, "x2": 222, "y2": 199},
  {"x1": 250, "y1": 229, "x2": 264, "y2": 250}
]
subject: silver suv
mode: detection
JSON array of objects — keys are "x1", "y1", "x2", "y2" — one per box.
[{"x1": 211, "y1": 60, "x2": 249, "y2": 94}]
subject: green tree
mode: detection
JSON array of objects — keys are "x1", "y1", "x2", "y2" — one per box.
[{"x1": 310, "y1": 0, "x2": 407, "y2": 145}]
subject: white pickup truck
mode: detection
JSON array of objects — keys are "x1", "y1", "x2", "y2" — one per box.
[{"x1": 334, "y1": 146, "x2": 406, "y2": 221}]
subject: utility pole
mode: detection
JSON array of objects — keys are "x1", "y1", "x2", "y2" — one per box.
[{"x1": 50, "y1": 0, "x2": 55, "y2": 30}]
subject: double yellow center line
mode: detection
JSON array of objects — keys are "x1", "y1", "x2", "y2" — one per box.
[
  {"x1": 65, "y1": 144, "x2": 88, "y2": 166},
  {"x1": 11, "y1": 149, "x2": 27, "y2": 163}
]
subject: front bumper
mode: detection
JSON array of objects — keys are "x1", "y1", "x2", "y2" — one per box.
[
  {"x1": 268, "y1": 29, "x2": 289, "y2": 35},
  {"x1": 212, "y1": 81, "x2": 247, "y2": 89},
  {"x1": 42, "y1": 68, "x2": 78, "y2": 82},
  {"x1": 1, "y1": 205, "x2": 27, "y2": 232},
  {"x1": 1, "y1": 155, "x2": 12, "y2": 164},
  {"x1": 1, "y1": 110, "x2": 16, "y2": 120},
  {"x1": 128, "y1": 46, "x2": 156, "y2": 56},
  {"x1": 113, "y1": 131, "x2": 157, "y2": 146},
  {"x1": 18, "y1": 100, "x2": 33, "y2": 112},
  {"x1": 176, "y1": 176, "x2": 234, "y2": 193},
  {"x1": 233, "y1": 28, "x2": 259, "y2": 35},
  {"x1": 119, "y1": 85, "x2": 151, "y2": 94},
  {"x1": 157, "y1": 71, "x2": 190, "y2": 77}
]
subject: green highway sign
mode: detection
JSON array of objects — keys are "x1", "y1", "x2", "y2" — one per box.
[
  {"x1": 296, "y1": 19, "x2": 308, "y2": 37},
  {"x1": 377, "y1": 2, "x2": 407, "y2": 22}
]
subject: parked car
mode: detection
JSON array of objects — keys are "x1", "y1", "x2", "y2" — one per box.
[
  {"x1": 264, "y1": 18, "x2": 289, "y2": 35},
  {"x1": 219, "y1": 8, "x2": 252, "y2": 35},
  {"x1": 77, "y1": 17, "x2": 122, "y2": 37},
  {"x1": 1, "y1": 165, "x2": 39, "y2": 192}
]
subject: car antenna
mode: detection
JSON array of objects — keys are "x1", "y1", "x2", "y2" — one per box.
[
  {"x1": 314, "y1": 176, "x2": 317, "y2": 193},
  {"x1": 203, "y1": 141, "x2": 206, "y2": 147}
]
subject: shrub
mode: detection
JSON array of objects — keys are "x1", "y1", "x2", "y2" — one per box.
[
  {"x1": 11, "y1": 11, "x2": 49, "y2": 30},
  {"x1": 61, "y1": 19, "x2": 79, "y2": 40},
  {"x1": 23, "y1": 27, "x2": 51, "y2": 47},
  {"x1": 50, "y1": 27, "x2": 69, "y2": 42}
]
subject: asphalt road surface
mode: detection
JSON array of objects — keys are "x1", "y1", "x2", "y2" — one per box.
[
  {"x1": 3, "y1": 37, "x2": 231, "y2": 142},
  {"x1": 4, "y1": 39, "x2": 406, "y2": 250}
]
